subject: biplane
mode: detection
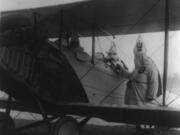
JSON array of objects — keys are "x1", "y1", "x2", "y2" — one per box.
[{"x1": 0, "y1": 0, "x2": 180, "y2": 135}]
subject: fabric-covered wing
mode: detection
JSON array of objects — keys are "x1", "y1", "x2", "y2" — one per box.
[
  {"x1": 1, "y1": 99, "x2": 180, "y2": 127},
  {"x1": 1, "y1": 0, "x2": 180, "y2": 37}
]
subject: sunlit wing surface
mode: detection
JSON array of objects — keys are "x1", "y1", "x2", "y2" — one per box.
[{"x1": 1, "y1": 0, "x2": 180, "y2": 37}]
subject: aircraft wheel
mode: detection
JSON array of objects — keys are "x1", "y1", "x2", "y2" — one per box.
[
  {"x1": 54, "y1": 116, "x2": 80, "y2": 135},
  {"x1": 0, "y1": 113, "x2": 15, "y2": 135}
]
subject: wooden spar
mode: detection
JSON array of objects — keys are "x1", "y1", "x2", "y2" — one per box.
[
  {"x1": 59, "y1": 9, "x2": 63, "y2": 51},
  {"x1": 163, "y1": 0, "x2": 169, "y2": 106},
  {"x1": 91, "y1": 24, "x2": 95, "y2": 64}
]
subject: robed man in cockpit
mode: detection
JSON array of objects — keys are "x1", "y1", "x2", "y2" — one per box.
[{"x1": 119, "y1": 36, "x2": 162, "y2": 106}]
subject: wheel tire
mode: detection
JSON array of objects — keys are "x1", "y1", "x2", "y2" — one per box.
[
  {"x1": 0, "y1": 113, "x2": 15, "y2": 135},
  {"x1": 53, "y1": 116, "x2": 80, "y2": 135}
]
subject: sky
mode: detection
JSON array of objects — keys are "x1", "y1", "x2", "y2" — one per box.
[
  {"x1": 0, "y1": 0, "x2": 85, "y2": 11},
  {"x1": 80, "y1": 31, "x2": 180, "y2": 92},
  {"x1": 1, "y1": 0, "x2": 180, "y2": 90},
  {"x1": 80, "y1": 32, "x2": 179, "y2": 76}
]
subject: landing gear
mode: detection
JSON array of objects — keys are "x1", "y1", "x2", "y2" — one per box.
[
  {"x1": 0, "y1": 113, "x2": 15, "y2": 135},
  {"x1": 0, "y1": 95, "x2": 83, "y2": 135},
  {"x1": 136, "y1": 124, "x2": 155, "y2": 135},
  {"x1": 0, "y1": 95, "x2": 15, "y2": 135},
  {"x1": 54, "y1": 116, "x2": 80, "y2": 135}
]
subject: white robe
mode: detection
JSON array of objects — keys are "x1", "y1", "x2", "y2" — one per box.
[{"x1": 122, "y1": 55, "x2": 162, "y2": 106}]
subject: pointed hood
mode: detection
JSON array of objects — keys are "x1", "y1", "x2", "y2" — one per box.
[
  {"x1": 133, "y1": 35, "x2": 147, "y2": 56},
  {"x1": 133, "y1": 35, "x2": 148, "y2": 68},
  {"x1": 108, "y1": 41, "x2": 117, "y2": 55}
]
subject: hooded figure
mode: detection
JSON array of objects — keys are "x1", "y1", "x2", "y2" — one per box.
[
  {"x1": 122, "y1": 36, "x2": 162, "y2": 106},
  {"x1": 106, "y1": 42, "x2": 129, "y2": 72},
  {"x1": 107, "y1": 41, "x2": 119, "y2": 61}
]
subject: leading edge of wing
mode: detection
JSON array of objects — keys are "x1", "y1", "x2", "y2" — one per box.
[
  {"x1": 49, "y1": 102, "x2": 180, "y2": 127},
  {"x1": 1, "y1": 98, "x2": 180, "y2": 127}
]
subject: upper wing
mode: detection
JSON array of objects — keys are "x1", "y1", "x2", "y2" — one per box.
[{"x1": 1, "y1": 0, "x2": 180, "y2": 37}]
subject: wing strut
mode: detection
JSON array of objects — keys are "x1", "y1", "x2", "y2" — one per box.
[
  {"x1": 162, "y1": 0, "x2": 169, "y2": 106},
  {"x1": 59, "y1": 9, "x2": 64, "y2": 51},
  {"x1": 91, "y1": 24, "x2": 95, "y2": 64}
]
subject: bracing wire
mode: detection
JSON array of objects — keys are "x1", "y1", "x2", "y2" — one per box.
[
  {"x1": 115, "y1": 42, "x2": 132, "y2": 61},
  {"x1": 96, "y1": 36, "x2": 106, "y2": 54},
  {"x1": 150, "y1": 32, "x2": 176, "y2": 57},
  {"x1": 113, "y1": 0, "x2": 180, "y2": 107},
  {"x1": 115, "y1": 0, "x2": 162, "y2": 42},
  {"x1": 128, "y1": 0, "x2": 162, "y2": 33},
  {"x1": 97, "y1": 36, "x2": 130, "y2": 62},
  {"x1": 164, "y1": 6, "x2": 180, "y2": 105},
  {"x1": 97, "y1": 35, "x2": 132, "y2": 62},
  {"x1": 167, "y1": 94, "x2": 180, "y2": 106},
  {"x1": 150, "y1": 8, "x2": 180, "y2": 104},
  {"x1": 150, "y1": 6, "x2": 178, "y2": 58},
  {"x1": 14, "y1": 111, "x2": 22, "y2": 119},
  {"x1": 30, "y1": 113, "x2": 38, "y2": 120},
  {"x1": 79, "y1": 0, "x2": 162, "y2": 66},
  {"x1": 102, "y1": 0, "x2": 162, "y2": 63},
  {"x1": 94, "y1": 0, "x2": 164, "y2": 104},
  {"x1": 80, "y1": 64, "x2": 96, "y2": 81},
  {"x1": 99, "y1": 79, "x2": 127, "y2": 104}
]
